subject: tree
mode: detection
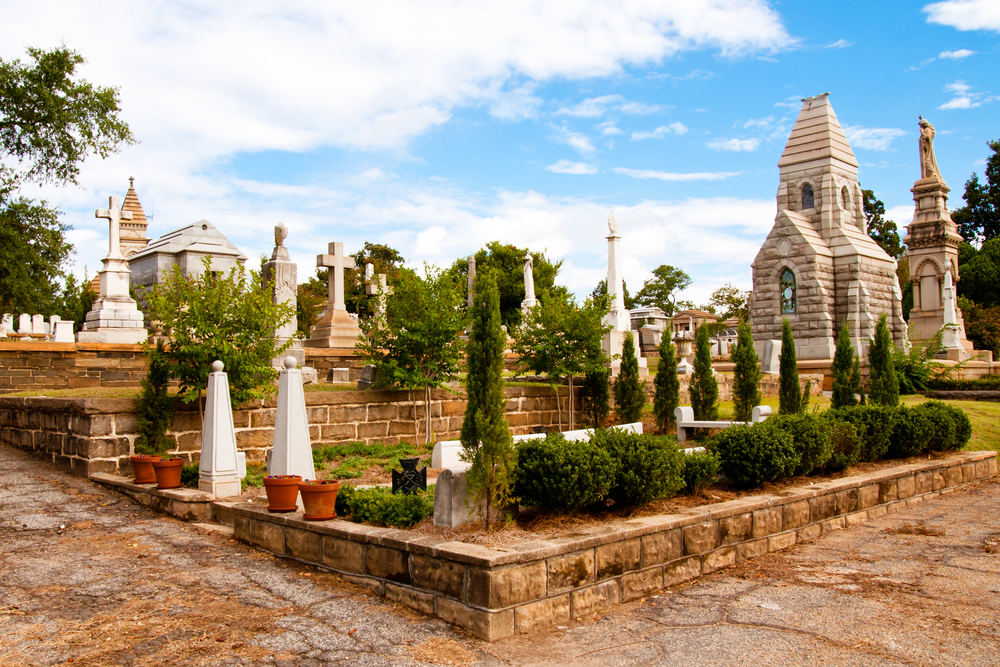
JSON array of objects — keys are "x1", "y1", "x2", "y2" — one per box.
[
  {"x1": 356, "y1": 266, "x2": 465, "y2": 445},
  {"x1": 862, "y1": 189, "x2": 903, "y2": 259},
  {"x1": 461, "y1": 271, "x2": 515, "y2": 528},
  {"x1": 951, "y1": 139, "x2": 1000, "y2": 245},
  {"x1": 704, "y1": 283, "x2": 749, "y2": 322},
  {"x1": 448, "y1": 242, "x2": 563, "y2": 330},
  {"x1": 0, "y1": 47, "x2": 134, "y2": 315},
  {"x1": 145, "y1": 258, "x2": 295, "y2": 417},
  {"x1": 591, "y1": 278, "x2": 637, "y2": 310},
  {"x1": 731, "y1": 320, "x2": 761, "y2": 422},
  {"x1": 635, "y1": 265, "x2": 692, "y2": 316},
  {"x1": 867, "y1": 313, "x2": 899, "y2": 407},
  {"x1": 957, "y1": 238, "x2": 1000, "y2": 307},
  {"x1": 778, "y1": 318, "x2": 801, "y2": 415},
  {"x1": 958, "y1": 296, "x2": 1000, "y2": 358},
  {"x1": 653, "y1": 334, "x2": 680, "y2": 432},
  {"x1": 831, "y1": 323, "x2": 859, "y2": 409},
  {"x1": 688, "y1": 324, "x2": 718, "y2": 420},
  {"x1": 582, "y1": 367, "x2": 611, "y2": 428},
  {"x1": 613, "y1": 334, "x2": 646, "y2": 423}
]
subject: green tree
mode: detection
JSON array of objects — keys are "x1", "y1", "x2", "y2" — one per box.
[
  {"x1": 356, "y1": 266, "x2": 465, "y2": 444},
  {"x1": 449, "y1": 242, "x2": 563, "y2": 330},
  {"x1": 145, "y1": 258, "x2": 294, "y2": 418},
  {"x1": 688, "y1": 325, "x2": 719, "y2": 420},
  {"x1": 862, "y1": 189, "x2": 903, "y2": 259},
  {"x1": 867, "y1": 313, "x2": 899, "y2": 407},
  {"x1": 951, "y1": 139, "x2": 1000, "y2": 245},
  {"x1": 613, "y1": 334, "x2": 646, "y2": 423},
  {"x1": 957, "y1": 238, "x2": 1000, "y2": 307},
  {"x1": 831, "y1": 323, "x2": 859, "y2": 409},
  {"x1": 0, "y1": 47, "x2": 133, "y2": 315},
  {"x1": 134, "y1": 340, "x2": 175, "y2": 456},
  {"x1": 653, "y1": 334, "x2": 680, "y2": 432},
  {"x1": 591, "y1": 278, "x2": 638, "y2": 310},
  {"x1": 731, "y1": 320, "x2": 761, "y2": 422},
  {"x1": 582, "y1": 368, "x2": 611, "y2": 428},
  {"x1": 778, "y1": 319, "x2": 801, "y2": 415},
  {"x1": 461, "y1": 271, "x2": 515, "y2": 528},
  {"x1": 703, "y1": 283, "x2": 748, "y2": 321},
  {"x1": 958, "y1": 296, "x2": 1000, "y2": 357},
  {"x1": 635, "y1": 264, "x2": 692, "y2": 316}
]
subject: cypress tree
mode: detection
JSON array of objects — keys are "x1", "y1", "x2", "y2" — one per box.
[
  {"x1": 731, "y1": 320, "x2": 761, "y2": 422},
  {"x1": 778, "y1": 318, "x2": 801, "y2": 415},
  {"x1": 867, "y1": 313, "x2": 899, "y2": 407},
  {"x1": 460, "y1": 272, "x2": 515, "y2": 527},
  {"x1": 831, "y1": 323, "x2": 858, "y2": 409},
  {"x1": 653, "y1": 333, "x2": 680, "y2": 432},
  {"x1": 582, "y1": 367, "x2": 611, "y2": 428},
  {"x1": 613, "y1": 333, "x2": 646, "y2": 423},
  {"x1": 688, "y1": 324, "x2": 719, "y2": 420}
]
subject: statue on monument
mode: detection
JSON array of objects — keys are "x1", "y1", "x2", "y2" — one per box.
[
  {"x1": 271, "y1": 222, "x2": 290, "y2": 261},
  {"x1": 918, "y1": 115, "x2": 941, "y2": 180}
]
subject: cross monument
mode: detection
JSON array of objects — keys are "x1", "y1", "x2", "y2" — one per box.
[
  {"x1": 304, "y1": 241, "x2": 364, "y2": 348},
  {"x1": 96, "y1": 196, "x2": 133, "y2": 259}
]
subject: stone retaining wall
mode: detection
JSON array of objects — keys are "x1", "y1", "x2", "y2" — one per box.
[
  {"x1": 0, "y1": 387, "x2": 584, "y2": 476},
  {"x1": 230, "y1": 450, "x2": 997, "y2": 640},
  {"x1": 0, "y1": 342, "x2": 148, "y2": 394}
]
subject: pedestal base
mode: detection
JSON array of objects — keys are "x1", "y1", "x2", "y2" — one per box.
[
  {"x1": 76, "y1": 327, "x2": 148, "y2": 344},
  {"x1": 199, "y1": 476, "x2": 241, "y2": 499},
  {"x1": 303, "y1": 309, "x2": 362, "y2": 348},
  {"x1": 604, "y1": 330, "x2": 649, "y2": 378}
]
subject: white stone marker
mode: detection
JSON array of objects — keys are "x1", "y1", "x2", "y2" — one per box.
[
  {"x1": 31, "y1": 314, "x2": 45, "y2": 334},
  {"x1": 19, "y1": 313, "x2": 31, "y2": 334},
  {"x1": 942, "y1": 260, "x2": 963, "y2": 353},
  {"x1": 601, "y1": 210, "x2": 647, "y2": 377},
  {"x1": 52, "y1": 320, "x2": 75, "y2": 343},
  {"x1": 521, "y1": 255, "x2": 537, "y2": 315},
  {"x1": 268, "y1": 356, "x2": 317, "y2": 481},
  {"x1": 304, "y1": 241, "x2": 363, "y2": 348},
  {"x1": 198, "y1": 360, "x2": 242, "y2": 498}
]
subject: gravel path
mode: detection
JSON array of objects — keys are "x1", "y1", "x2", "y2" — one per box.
[{"x1": 2, "y1": 443, "x2": 999, "y2": 666}]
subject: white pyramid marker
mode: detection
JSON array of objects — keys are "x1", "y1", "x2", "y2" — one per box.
[
  {"x1": 199, "y1": 360, "x2": 242, "y2": 497},
  {"x1": 268, "y1": 356, "x2": 317, "y2": 480}
]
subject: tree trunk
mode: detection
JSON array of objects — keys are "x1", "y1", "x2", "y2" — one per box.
[
  {"x1": 568, "y1": 375, "x2": 574, "y2": 430},
  {"x1": 425, "y1": 385, "x2": 432, "y2": 444},
  {"x1": 410, "y1": 389, "x2": 420, "y2": 446},
  {"x1": 554, "y1": 383, "x2": 563, "y2": 432}
]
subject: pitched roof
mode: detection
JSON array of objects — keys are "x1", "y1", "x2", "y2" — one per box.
[
  {"x1": 778, "y1": 93, "x2": 858, "y2": 170},
  {"x1": 121, "y1": 176, "x2": 147, "y2": 225}
]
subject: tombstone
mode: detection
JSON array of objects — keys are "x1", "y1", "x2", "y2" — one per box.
[
  {"x1": 329, "y1": 368, "x2": 350, "y2": 383},
  {"x1": 601, "y1": 211, "x2": 647, "y2": 377},
  {"x1": 434, "y1": 468, "x2": 472, "y2": 528},
  {"x1": 52, "y1": 320, "x2": 75, "y2": 343},
  {"x1": 31, "y1": 314, "x2": 44, "y2": 335},
  {"x1": 940, "y1": 260, "x2": 969, "y2": 360},
  {"x1": 365, "y1": 262, "x2": 393, "y2": 325},
  {"x1": 19, "y1": 314, "x2": 31, "y2": 334},
  {"x1": 198, "y1": 361, "x2": 242, "y2": 498},
  {"x1": 521, "y1": 255, "x2": 537, "y2": 315},
  {"x1": 268, "y1": 356, "x2": 317, "y2": 481},
  {"x1": 761, "y1": 339, "x2": 782, "y2": 375},
  {"x1": 357, "y1": 364, "x2": 377, "y2": 390},
  {"x1": 77, "y1": 195, "x2": 148, "y2": 344},
  {"x1": 304, "y1": 241, "x2": 363, "y2": 348},
  {"x1": 263, "y1": 222, "x2": 305, "y2": 366},
  {"x1": 391, "y1": 457, "x2": 427, "y2": 495},
  {"x1": 2, "y1": 314, "x2": 12, "y2": 333}
]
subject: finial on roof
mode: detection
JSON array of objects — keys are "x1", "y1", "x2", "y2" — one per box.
[
  {"x1": 129, "y1": 176, "x2": 134, "y2": 187},
  {"x1": 801, "y1": 92, "x2": 832, "y2": 106}
]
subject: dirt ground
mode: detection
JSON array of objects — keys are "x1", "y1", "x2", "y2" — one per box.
[{"x1": 3, "y1": 443, "x2": 1000, "y2": 666}]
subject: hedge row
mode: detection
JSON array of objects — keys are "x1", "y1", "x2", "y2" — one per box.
[
  {"x1": 926, "y1": 376, "x2": 1000, "y2": 391},
  {"x1": 710, "y1": 401, "x2": 972, "y2": 489},
  {"x1": 335, "y1": 485, "x2": 434, "y2": 528}
]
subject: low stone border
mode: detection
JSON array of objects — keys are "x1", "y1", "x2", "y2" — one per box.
[
  {"x1": 225, "y1": 450, "x2": 996, "y2": 640},
  {"x1": 89, "y1": 472, "x2": 234, "y2": 523},
  {"x1": 926, "y1": 390, "x2": 1000, "y2": 402}
]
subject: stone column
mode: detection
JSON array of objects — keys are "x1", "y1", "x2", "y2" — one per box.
[
  {"x1": 600, "y1": 211, "x2": 647, "y2": 377},
  {"x1": 198, "y1": 361, "x2": 242, "y2": 498},
  {"x1": 263, "y1": 223, "x2": 304, "y2": 365},
  {"x1": 521, "y1": 255, "x2": 537, "y2": 315},
  {"x1": 268, "y1": 356, "x2": 317, "y2": 481}
]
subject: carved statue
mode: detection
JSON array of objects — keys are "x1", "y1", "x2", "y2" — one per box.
[
  {"x1": 608, "y1": 210, "x2": 620, "y2": 235},
  {"x1": 274, "y1": 222, "x2": 289, "y2": 247},
  {"x1": 918, "y1": 116, "x2": 941, "y2": 180}
]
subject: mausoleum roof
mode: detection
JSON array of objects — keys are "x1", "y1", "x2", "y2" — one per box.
[
  {"x1": 129, "y1": 220, "x2": 248, "y2": 262},
  {"x1": 778, "y1": 93, "x2": 858, "y2": 170}
]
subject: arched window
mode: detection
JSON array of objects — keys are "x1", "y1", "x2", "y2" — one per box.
[
  {"x1": 780, "y1": 268, "x2": 796, "y2": 314},
  {"x1": 841, "y1": 185, "x2": 850, "y2": 209},
  {"x1": 801, "y1": 183, "x2": 815, "y2": 209}
]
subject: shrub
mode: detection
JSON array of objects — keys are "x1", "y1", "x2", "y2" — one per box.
[
  {"x1": 941, "y1": 403, "x2": 973, "y2": 448},
  {"x1": 778, "y1": 318, "x2": 801, "y2": 415},
  {"x1": 833, "y1": 405, "x2": 898, "y2": 462},
  {"x1": 682, "y1": 450, "x2": 720, "y2": 493},
  {"x1": 911, "y1": 401, "x2": 960, "y2": 452},
  {"x1": 926, "y1": 376, "x2": 1000, "y2": 391},
  {"x1": 613, "y1": 334, "x2": 646, "y2": 423},
  {"x1": 831, "y1": 323, "x2": 859, "y2": 409},
  {"x1": 768, "y1": 413, "x2": 832, "y2": 475},
  {"x1": 689, "y1": 324, "x2": 719, "y2": 420},
  {"x1": 134, "y1": 339, "x2": 175, "y2": 456},
  {"x1": 181, "y1": 463, "x2": 199, "y2": 488},
  {"x1": 513, "y1": 433, "x2": 616, "y2": 512},
  {"x1": 653, "y1": 335, "x2": 681, "y2": 432},
  {"x1": 821, "y1": 413, "x2": 861, "y2": 471},
  {"x1": 888, "y1": 406, "x2": 935, "y2": 458},
  {"x1": 731, "y1": 320, "x2": 761, "y2": 422},
  {"x1": 335, "y1": 485, "x2": 434, "y2": 528},
  {"x1": 582, "y1": 367, "x2": 611, "y2": 428},
  {"x1": 593, "y1": 429, "x2": 685, "y2": 506},
  {"x1": 867, "y1": 314, "x2": 899, "y2": 407},
  {"x1": 710, "y1": 422, "x2": 798, "y2": 489}
]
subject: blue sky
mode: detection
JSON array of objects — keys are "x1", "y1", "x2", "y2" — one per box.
[{"x1": 3, "y1": 0, "x2": 998, "y2": 307}]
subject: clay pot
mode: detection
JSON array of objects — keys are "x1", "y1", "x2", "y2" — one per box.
[
  {"x1": 130, "y1": 455, "x2": 160, "y2": 484},
  {"x1": 298, "y1": 480, "x2": 340, "y2": 521},
  {"x1": 152, "y1": 457, "x2": 184, "y2": 490},
  {"x1": 263, "y1": 475, "x2": 301, "y2": 512}
]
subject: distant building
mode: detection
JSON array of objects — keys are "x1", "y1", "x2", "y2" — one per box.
[
  {"x1": 629, "y1": 306, "x2": 670, "y2": 331},
  {"x1": 672, "y1": 309, "x2": 719, "y2": 334},
  {"x1": 129, "y1": 220, "x2": 248, "y2": 290}
]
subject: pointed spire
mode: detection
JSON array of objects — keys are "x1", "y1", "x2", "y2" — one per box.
[
  {"x1": 778, "y1": 93, "x2": 858, "y2": 171},
  {"x1": 121, "y1": 176, "x2": 147, "y2": 224}
]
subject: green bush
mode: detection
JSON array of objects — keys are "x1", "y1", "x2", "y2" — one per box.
[
  {"x1": 682, "y1": 450, "x2": 720, "y2": 493},
  {"x1": 710, "y1": 422, "x2": 798, "y2": 489},
  {"x1": 134, "y1": 339, "x2": 175, "y2": 456},
  {"x1": 593, "y1": 429, "x2": 685, "y2": 506},
  {"x1": 941, "y1": 403, "x2": 973, "y2": 448},
  {"x1": 821, "y1": 413, "x2": 861, "y2": 471},
  {"x1": 768, "y1": 413, "x2": 832, "y2": 475},
  {"x1": 613, "y1": 334, "x2": 646, "y2": 423},
  {"x1": 513, "y1": 433, "x2": 616, "y2": 512},
  {"x1": 888, "y1": 406, "x2": 935, "y2": 458},
  {"x1": 927, "y1": 376, "x2": 1000, "y2": 391},
  {"x1": 911, "y1": 401, "x2": 959, "y2": 452},
  {"x1": 181, "y1": 463, "x2": 199, "y2": 488},
  {"x1": 335, "y1": 484, "x2": 434, "y2": 528},
  {"x1": 832, "y1": 405, "x2": 898, "y2": 462}
]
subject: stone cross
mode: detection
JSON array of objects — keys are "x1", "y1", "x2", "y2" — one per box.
[
  {"x1": 95, "y1": 196, "x2": 133, "y2": 259},
  {"x1": 316, "y1": 242, "x2": 355, "y2": 312}
]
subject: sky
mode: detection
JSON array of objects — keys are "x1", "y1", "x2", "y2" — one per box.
[{"x1": 3, "y1": 0, "x2": 999, "y2": 308}]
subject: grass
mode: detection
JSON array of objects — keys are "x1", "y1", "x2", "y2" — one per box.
[
  {"x1": 312, "y1": 440, "x2": 432, "y2": 479},
  {"x1": 242, "y1": 462, "x2": 266, "y2": 490}
]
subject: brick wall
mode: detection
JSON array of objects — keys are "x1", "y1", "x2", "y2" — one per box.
[{"x1": 0, "y1": 342, "x2": 148, "y2": 394}]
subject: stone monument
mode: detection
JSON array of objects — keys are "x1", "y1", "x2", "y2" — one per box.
[
  {"x1": 77, "y1": 196, "x2": 148, "y2": 344},
  {"x1": 521, "y1": 255, "x2": 537, "y2": 315},
  {"x1": 268, "y1": 356, "x2": 317, "y2": 481},
  {"x1": 263, "y1": 222, "x2": 304, "y2": 366},
  {"x1": 198, "y1": 361, "x2": 242, "y2": 498},
  {"x1": 749, "y1": 93, "x2": 906, "y2": 360},
  {"x1": 601, "y1": 211, "x2": 647, "y2": 376},
  {"x1": 903, "y1": 116, "x2": 975, "y2": 359},
  {"x1": 467, "y1": 256, "x2": 476, "y2": 308},
  {"x1": 365, "y1": 262, "x2": 393, "y2": 325},
  {"x1": 304, "y1": 242, "x2": 363, "y2": 348}
]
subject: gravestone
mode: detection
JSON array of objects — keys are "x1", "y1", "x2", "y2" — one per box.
[
  {"x1": 263, "y1": 222, "x2": 306, "y2": 367},
  {"x1": 304, "y1": 241, "x2": 363, "y2": 348},
  {"x1": 391, "y1": 457, "x2": 427, "y2": 495},
  {"x1": 268, "y1": 356, "x2": 317, "y2": 481},
  {"x1": 198, "y1": 361, "x2": 242, "y2": 498},
  {"x1": 365, "y1": 262, "x2": 393, "y2": 325},
  {"x1": 19, "y1": 314, "x2": 30, "y2": 333}
]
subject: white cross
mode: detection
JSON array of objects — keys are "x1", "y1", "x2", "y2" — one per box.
[
  {"x1": 317, "y1": 242, "x2": 356, "y2": 312},
  {"x1": 95, "y1": 195, "x2": 133, "y2": 259}
]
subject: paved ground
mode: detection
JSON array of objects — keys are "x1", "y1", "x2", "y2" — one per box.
[{"x1": 2, "y1": 443, "x2": 1000, "y2": 667}]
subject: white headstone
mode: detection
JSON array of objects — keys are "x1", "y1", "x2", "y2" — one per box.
[
  {"x1": 762, "y1": 339, "x2": 782, "y2": 375},
  {"x1": 304, "y1": 241, "x2": 362, "y2": 348},
  {"x1": 268, "y1": 356, "x2": 317, "y2": 481},
  {"x1": 2, "y1": 314, "x2": 12, "y2": 330},
  {"x1": 19, "y1": 314, "x2": 31, "y2": 333},
  {"x1": 31, "y1": 314, "x2": 44, "y2": 335},
  {"x1": 198, "y1": 360, "x2": 242, "y2": 498},
  {"x1": 603, "y1": 210, "x2": 629, "y2": 332},
  {"x1": 52, "y1": 320, "x2": 75, "y2": 343}
]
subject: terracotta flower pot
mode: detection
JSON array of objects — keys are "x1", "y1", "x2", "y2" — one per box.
[
  {"x1": 130, "y1": 455, "x2": 160, "y2": 484},
  {"x1": 152, "y1": 457, "x2": 184, "y2": 490},
  {"x1": 263, "y1": 475, "x2": 301, "y2": 513},
  {"x1": 298, "y1": 480, "x2": 340, "y2": 521}
]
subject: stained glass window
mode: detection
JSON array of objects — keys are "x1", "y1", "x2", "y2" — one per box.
[
  {"x1": 801, "y1": 183, "x2": 815, "y2": 209},
  {"x1": 780, "y1": 268, "x2": 796, "y2": 314}
]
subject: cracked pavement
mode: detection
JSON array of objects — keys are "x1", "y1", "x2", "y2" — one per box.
[{"x1": 1, "y1": 443, "x2": 999, "y2": 666}]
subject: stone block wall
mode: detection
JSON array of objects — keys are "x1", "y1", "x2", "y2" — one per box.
[{"x1": 0, "y1": 342, "x2": 148, "y2": 394}]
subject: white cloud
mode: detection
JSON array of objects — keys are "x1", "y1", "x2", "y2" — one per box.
[
  {"x1": 708, "y1": 138, "x2": 760, "y2": 151},
  {"x1": 613, "y1": 168, "x2": 741, "y2": 181},
  {"x1": 924, "y1": 0, "x2": 1000, "y2": 31},
  {"x1": 596, "y1": 121, "x2": 624, "y2": 136},
  {"x1": 546, "y1": 160, "x2": 598, "y2": 175},
  {"x1": 555, "y1": 95, "x2": 625, "y2": 118},
  {"x1": 843, "y1": 125, "x2": 907, "y2": 151},
  {"x1": 619, "y1": 101, "x2": 663, "y2": 115},
  {"x1": 938, "y1": 79, "x2": 985, "y2": 109},
  {"x1": 885, "y1": 205, "x2": 914, "y2": 229},
  {"x1": 939, "y1": 48, "x2": 977, "y2": 58},
  {"x1": 631, "y1": 123, "x2": 689, "y2": 140},
  {"x1": 552, "y1": 125, "x2": 598, "y2": 153},
  {"x1": 743, "y1": 116, "x2": 775, "y2": 128},
  {"x1": 824, "y1": 39, "x2": 853, "y2": 48}
]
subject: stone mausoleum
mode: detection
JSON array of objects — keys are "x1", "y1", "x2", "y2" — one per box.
[
  {"x1": 128, "y1": 220, "x2": 248, "y2": 290},
  {"x1": 750, "y1": 93, "x2": 906, "y2": 360}
]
